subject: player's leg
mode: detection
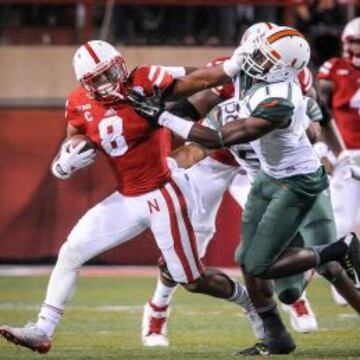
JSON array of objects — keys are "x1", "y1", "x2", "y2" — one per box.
[
  {"x1": 329, "y1": 160, "x2": 360, "y2": 304},
  {"x1": 301, "y1": 191, "x2": 360, "y2": 312},
  {"x1": 228, "y1": 170, "x2": 252, "y2": 209},
  {"x1": 0, "y1": 192, "x2": 146, "y2": 353},
  {"x1": 330, "y1": 155, "x2": 360, "y2": 239},
  {"x1": 142, "y1": 161, "x2": 238, "y2": 346},
  {"x1": 236, "y1": 172, "x2": 295, "y2": 356},
  {"x1": 242, "y1": 185, "x2": 360, "y2": 282},
  {"x1": 148, "y1": 174, "x2": 263, "y2": 341},
  {"x1": 232, "y1": 170, "x2": 319, "y2": 333}
]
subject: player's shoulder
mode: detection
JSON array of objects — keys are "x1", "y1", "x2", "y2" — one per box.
[
  {"x1": 67, "y1": 86, "x2": 87, "y2": 102},
  {"x1": 245, "y1": 81, "x2": 298, "y2": 120},
  {"x1": 129, "y1": 65, "x2": 174, "y2": 95},
  {"x1": 249, "y1": 81, "x2": 300, "y2": 104},
  {"x1": 318, "y1": 57, "x2": 345, "y2": 79},
  {"x1": 297, "y1": 66, "x2": 313, "y2": 94}
]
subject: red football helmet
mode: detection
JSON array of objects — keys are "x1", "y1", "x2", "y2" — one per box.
[
  {"x1": 342, "y1": 17, "x2": 360, "y2": 67},
  {"x1": 73, "y1": 40, "x2": 128, "y2": 103}
]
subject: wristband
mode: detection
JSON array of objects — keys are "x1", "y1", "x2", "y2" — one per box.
[{"x1": 158, "y1": 111, "x2": 194, "y2": 139}]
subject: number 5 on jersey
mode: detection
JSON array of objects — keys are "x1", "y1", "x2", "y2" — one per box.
[{"x1": 99, "y1": 115, "x2": 128, "y2": 156}]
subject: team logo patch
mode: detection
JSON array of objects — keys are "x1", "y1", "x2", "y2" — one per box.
[{"x1": 76, "y1": 104, "x2": 92, "y2": 112}]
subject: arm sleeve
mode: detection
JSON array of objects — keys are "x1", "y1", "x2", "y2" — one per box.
[
  {"x1": 251, "y1": 97, "x2": 294, "y2": 124},
  {"x1": 317, "y1": 58, "x2": 337, "y2": 81},
  {"x1": 305, "y1": 96, "x2": 323, "y2": 122},
  {"x1": 297, "y1": 66, "x2": 313, "y2": 95},
  {"x1": 131, "y1": 65, "x2": 175, "y2": 96}
]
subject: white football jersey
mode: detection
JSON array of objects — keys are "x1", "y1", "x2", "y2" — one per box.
[{"x1": 238, "y1": 80, "x2": 320, "y2": 178}]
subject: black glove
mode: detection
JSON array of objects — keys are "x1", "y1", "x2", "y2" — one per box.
[{"x1": 127, "y1": 86, "x2": 165, "y2": 125}]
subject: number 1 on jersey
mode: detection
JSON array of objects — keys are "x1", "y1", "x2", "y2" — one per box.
[{"x1": 99, "y1": 115, "x2": 128, "y2": 156}]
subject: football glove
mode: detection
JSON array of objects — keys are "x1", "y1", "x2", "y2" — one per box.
[
  {"x1": 51, "y1": 140, "x2": 96, "y2": 180},
  {"x1": 127, "y1": 86, "x2": 165, "y2": 125},
  {"x1": 223, "y1": 42, "x2": 255, "y2": 77}
]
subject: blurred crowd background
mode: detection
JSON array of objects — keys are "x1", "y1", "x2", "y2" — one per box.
[
  {"x1": 1, "y1": 0, "x2": 360, "y2": 66},
  {"x1": 1, "y1": 1, "x2": 360, "y2": 265}
]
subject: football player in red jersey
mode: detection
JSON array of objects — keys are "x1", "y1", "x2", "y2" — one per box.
[
  {"x1": 0, "y1": 40, "x2": 253, "y2": 354},
  {"x1": 317, "y1": 17, "x2": 360, "y2": 305}
]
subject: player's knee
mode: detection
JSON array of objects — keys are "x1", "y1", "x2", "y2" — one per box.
[
  {"x1": 243, "y1": 258, "x2": 269, "y2": 277},
  {"x1": 278, "y1": 288, "x2": 302, "y2": 305},
  {"x1": 58, "y1": 241, "x2": 85, "y2": 270}
]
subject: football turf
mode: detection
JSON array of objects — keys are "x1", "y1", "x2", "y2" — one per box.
[{"x1": 0, "y1": 275, "x2": 359, "y2": 359}]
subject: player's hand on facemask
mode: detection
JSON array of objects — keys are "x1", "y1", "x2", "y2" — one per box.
[
  {"x1": 51, "y1": 140, "x2": 96, "y2": 180},
  {"x1": 223, "y1": 42, "x2": 255, "y2": 78},
  {"x1": 127, "y1": 86, "x2": 165, "y2": 125}
]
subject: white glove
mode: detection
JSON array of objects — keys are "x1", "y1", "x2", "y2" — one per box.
[
  {"x1": 336, "y1": 150, "x2": 360, "y2": 181},
  {"x1": 223, "y1": 43, "x2": 255, "y2": 77},
  {"x1": 51, "y1": 140, "x2": 96, "y2": 180}
]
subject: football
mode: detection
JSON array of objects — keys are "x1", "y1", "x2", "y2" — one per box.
[{"x1": 67, "y1": 134, "x2": 96, "y2": 153}]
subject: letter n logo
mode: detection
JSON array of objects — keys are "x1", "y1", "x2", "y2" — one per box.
[{"x1": 148, "y1": 199, "x2": 160, "y2": 214}]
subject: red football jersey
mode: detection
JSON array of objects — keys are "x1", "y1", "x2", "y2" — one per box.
[
  {"x1": 318, "y1": 57, "x2": 360, "y2": 149},
  {"x1": 66, "y1": 65, "x2": 174, "y2": 196}
]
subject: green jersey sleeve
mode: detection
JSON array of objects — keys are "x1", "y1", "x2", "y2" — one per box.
[{"x1": 251, "y1": 97, "x2": 294, "y2": 125}]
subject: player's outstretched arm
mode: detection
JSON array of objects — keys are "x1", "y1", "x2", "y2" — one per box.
[
  {"x1": 186, "y1": 116, "x2": 279, "y2": 148},
  {"x1": 163, "y1": 44, "x2": 253, "y2": 101}
]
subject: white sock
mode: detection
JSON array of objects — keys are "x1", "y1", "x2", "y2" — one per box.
[
  {"x1": 228, "y1": 281, "x2": 256, "y2": 313},
  {"x1": 151, "y1": 278, "x2": 177, "y2": 308},
  {"x1": 36, "y1": 303, "x2": 64, "y2": 337}
]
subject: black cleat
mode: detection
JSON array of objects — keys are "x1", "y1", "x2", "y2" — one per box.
[
  {"x1": 237, "y1": 343, "x2": 271, "y2": 356},
  {"x1": 341, "y1": 233, "x2": 360, "y2": 289},
  {"x1": 236, "y1": 333, "x2": 296, "y2": 356}
]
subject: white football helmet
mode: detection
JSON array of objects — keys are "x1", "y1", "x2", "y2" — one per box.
[
  {"x1": 240, "y1": 22, "x2": 278, "y2": 45},
  {"x1": 342, "y1": 17, "x2": 360, "y2": 67},
  {"x1": 72, "y1": 40, "x2": 128, "y2": 103},
  {"x1": 242, "y1": 26, "x2": 310, "y2": 83}
]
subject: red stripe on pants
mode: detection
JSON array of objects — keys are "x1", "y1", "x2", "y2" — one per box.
[
  {"x1": 169, "y1": 178, "x2": 204, "y2": 275},
  {"x1": 160, "y1": 186, "x2": 194, "y2": 282}
]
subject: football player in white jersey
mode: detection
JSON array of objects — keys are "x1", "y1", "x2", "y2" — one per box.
[
  {"x1": 130, "y1": 26, "x2": 360, "y2": 356},
  {"x1": 141, "y1": 23, "x2": 318, "y2": 349}
]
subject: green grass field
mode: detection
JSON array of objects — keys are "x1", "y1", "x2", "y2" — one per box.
[{"x1": 0, "y1": 275, "x2": 359, "y2": 360}]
